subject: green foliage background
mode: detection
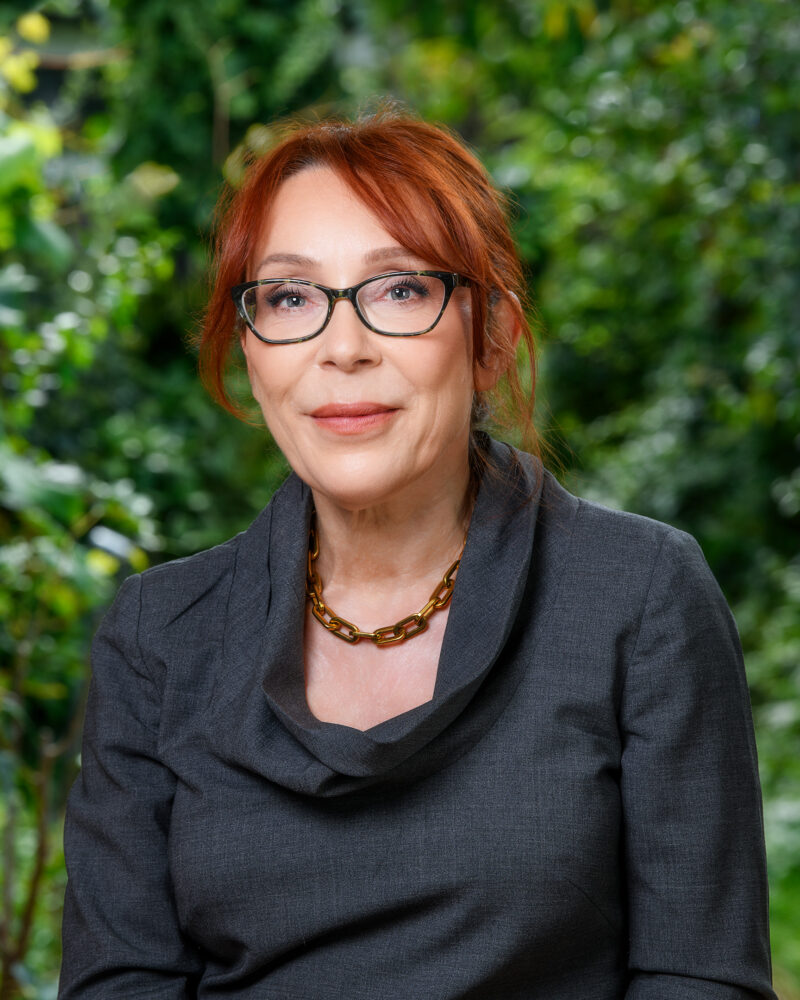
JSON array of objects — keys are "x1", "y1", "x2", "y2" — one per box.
[{"x1": 1, "y1": 0, "x2": 798, "y2": 995}]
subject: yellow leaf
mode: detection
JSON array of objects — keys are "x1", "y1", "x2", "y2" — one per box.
[
  {"x1": 127, "y1": 162, "x2": 180, "y2": 199},
  {"x1": 128, "y1": 547, "x2": 149, "y2": 573},
  {"x1": 544, "y1": 3, "x2": 568, "y2": 39},
  {"x1": 22, "y1": 679, "x2": 68, "y2": 700},
  {"x1": 86, "y1": 548, "x2": 120, "y2": 577},
  {"x1": 575, "y1": 0, "x2": 596, "y2": 35},
  {"x1": 1, "y1": 50, "x2": 39, "y2": 92},
  {"x1": 656, "y1": 32, "x2": 695, "y2": 65},
  {"x1": 16, "y1": 12, "x2": 50, "y2": 45}
]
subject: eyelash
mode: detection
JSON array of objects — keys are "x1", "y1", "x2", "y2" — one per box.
[
  {"x1": 265, "y1": 285, "x2": 307, "y2": 307},
  {"x1": 380, "y1": 277, "x2": 427, "y2": 296},
  {"x1": 259, "y1": 273, "x2": 432, "y2": 309}
]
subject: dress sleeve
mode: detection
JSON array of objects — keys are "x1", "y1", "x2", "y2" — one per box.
[
  {"x1": 619, "y1": 529, "x2": 776, "y2": 999},
  {"x1": 59, "y1": 574, "x2": 203, "y2": 998}
]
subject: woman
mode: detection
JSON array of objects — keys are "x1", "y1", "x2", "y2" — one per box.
[{"x1": 59, "y1": 111, "x2": 776, "y2": 998}]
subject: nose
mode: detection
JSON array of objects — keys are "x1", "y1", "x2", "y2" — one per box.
[{"x1": 315, "y1": 295, "x2": 381, "y2": 370}]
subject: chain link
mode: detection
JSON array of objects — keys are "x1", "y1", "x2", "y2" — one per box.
[{"x1": 306, "y1": 523, "x2": 464, "y2": 646}]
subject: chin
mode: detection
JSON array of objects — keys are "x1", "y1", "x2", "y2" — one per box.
[{"x1": 299, "y1": 454, "x2": 420, "y2": 511}]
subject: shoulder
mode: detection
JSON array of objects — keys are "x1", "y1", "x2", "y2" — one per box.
[
  {"x1": 137, "y1": 525, "x2": 245, "y2": 626},
  {"x1": 540, "y1": 468, "x2": 707, "y2": 575},
  {"x1": 532, "y1": 470, "x2": 746, "y2": 717},
  {"x1": 106, "y1": 500, "x2": 273, "y2": 637},
  {"x1": 483, "y1": 439, "x2": 715, "y2": 610},
  {"x1": 532, "y1": 469, "x2": 728, "y2": 640},
  {"x1": 89, "y1": 501, "x2": 277, "y2": 703},
  {"x1": 491, "y1": 437, "x2": 698, "y2": 568},
  {"x1": 138, "y1": 526, "x2": 245, "y2": 620}
]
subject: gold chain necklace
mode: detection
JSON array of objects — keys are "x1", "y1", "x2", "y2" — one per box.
[{"x1": 305, "y1": 522, "x2": 464, "y2": 646}]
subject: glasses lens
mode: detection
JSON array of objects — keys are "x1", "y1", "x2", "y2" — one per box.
[
  {"x1": 357, "y1": 273, "x2": 446, "y2": 335},
  {"x1": 241, "y1": 281, "x2": 328, "y2": 342}
]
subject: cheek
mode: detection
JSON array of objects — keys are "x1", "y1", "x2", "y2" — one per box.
[
  {"x1": 245, "y1": 362, "x2": 271, "y2": 416},
  {"x1": 438, "y1": 332, "x2": 475, "y2": 398},
  {"x1": 406, "y1": 343, "x2": 474, "y2": 433},
  {"x1": 243, "y1": 344, "x2": 292, "y2": 412},
  {"x1": 418, "y1": 313, "x2": 473, "y2": 391},
  {"x1": 244, "y1": 355, "x2": 262, "y2": 403}
]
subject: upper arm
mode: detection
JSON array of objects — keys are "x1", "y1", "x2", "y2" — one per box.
[
  {"x1": 59, "y1": 574, "x2": 203, "y2": 999},
  {"x1": 619, "y1": 529, "x2": 775, "y2": 998}
]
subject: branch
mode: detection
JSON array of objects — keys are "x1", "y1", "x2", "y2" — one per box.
[
  {"x1": 10, "y1": 741, "x2": 53, "y2": 967},
  {"x1": 36, "y1": 47, "x2": 129, "y2": 71}
]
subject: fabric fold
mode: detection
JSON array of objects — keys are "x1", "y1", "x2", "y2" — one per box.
[{"x1": 215, "y1": 437, "x2": 544, "y2": 795}]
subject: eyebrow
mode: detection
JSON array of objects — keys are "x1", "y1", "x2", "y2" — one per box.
[
  {"x1": 255, "y1": 253, "x2": 316, "y2": 270},
  {"x1": 255, "y1": 246, "x2": 424, "y2": 273},
  {"x1": 363, "y1": 246, "x2": 423, "y2": 266}
]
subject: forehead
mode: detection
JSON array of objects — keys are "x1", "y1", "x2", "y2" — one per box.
[
  {"x1": 251, "y1": 165, "x2": 449, "y2": 282},
  {"x1": 257, "y1": 167, "x2": 391, "y2": 252}
]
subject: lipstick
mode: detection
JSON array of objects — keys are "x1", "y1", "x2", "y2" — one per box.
[{"x1": 310, "y1": 402, "x2": 398, "y2": 435}]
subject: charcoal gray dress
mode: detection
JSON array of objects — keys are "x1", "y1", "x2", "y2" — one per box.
[{"x1": 59, "y1": 438, "x2": 775, "y2": 999}]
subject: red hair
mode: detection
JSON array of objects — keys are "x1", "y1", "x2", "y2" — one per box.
[{"x1": 198, "y1": 109, "x2": 539, "y2": 457}]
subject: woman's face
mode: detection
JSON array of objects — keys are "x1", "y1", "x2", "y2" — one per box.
[{"x1": 242, "y1": 167, "x2": 486, "y2": 512}]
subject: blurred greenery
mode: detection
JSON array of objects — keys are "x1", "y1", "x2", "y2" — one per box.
[{"x1": 0, "y1": 0, "x2": 797, "y2": 996}]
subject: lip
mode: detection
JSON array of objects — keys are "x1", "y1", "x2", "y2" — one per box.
[{"x1": 309, "y1": 402, "x2": 399, "y2": 435}]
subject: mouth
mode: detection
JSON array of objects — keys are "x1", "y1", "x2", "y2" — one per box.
[{"x1": 309, "y1": 402, "x2": 399, "y2": 435}]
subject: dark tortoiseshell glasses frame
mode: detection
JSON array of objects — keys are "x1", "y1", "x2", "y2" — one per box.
[{"x1": 230, "y1": 270, "x2": 470, "y2": 345}]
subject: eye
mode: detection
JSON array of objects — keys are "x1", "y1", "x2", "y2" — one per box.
[
  {"x1": 389, "y1": 278, "x2": 428, "y2": 301},
  {"x1": 265, "y1": 285, "x2": 309, "y2": 310},
  {"x1": 366, "y1": 275, "x2": 431, "y2": 306}
]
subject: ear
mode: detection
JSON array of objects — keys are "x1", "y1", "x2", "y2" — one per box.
[{"x1": 473, "y1": 292, "x2": 524, "y2": 393}]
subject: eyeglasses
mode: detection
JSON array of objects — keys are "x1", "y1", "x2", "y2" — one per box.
[{"x1": 230, "y1": 270, "x2": 470, "y2": 345}]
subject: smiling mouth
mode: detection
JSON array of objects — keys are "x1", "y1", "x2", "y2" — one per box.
[{"x1": 310, "y1": 403, "x2": 398, "y2": 435}]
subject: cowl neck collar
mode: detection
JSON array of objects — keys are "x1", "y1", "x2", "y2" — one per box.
[{"x1": 225, "y1": 437, "x2": 544, "y2": 797}]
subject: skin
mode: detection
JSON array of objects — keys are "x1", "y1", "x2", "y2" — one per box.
[{"x1": 242, "y1": 166, "x2": 517, "y2": 730}]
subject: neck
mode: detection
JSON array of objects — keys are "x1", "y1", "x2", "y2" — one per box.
[{"x1": 310, "y1": 459, "x2": 473, "y2": 607}]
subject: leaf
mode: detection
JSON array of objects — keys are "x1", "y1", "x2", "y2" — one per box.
[
  {"x1": 21, "y1": 679, "x2": 68, "y2": 700},
  {"x1": 18, "y1": 217, "x2": 74, "y2": 270},
  {"x1": 85, "y1": 548, "x2": 120, "y2": 577},
  {"x1": 0, "y1": 132, "x2": 37, "y2": 194}
]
